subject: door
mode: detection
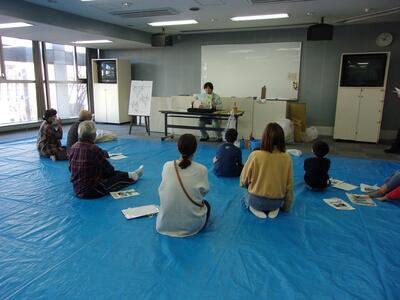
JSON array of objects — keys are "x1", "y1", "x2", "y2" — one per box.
[
  {"x1": 333, "y1": 88, "x2": 361, "y2": 140},
  {"x1": 93, "y1": 84, "x2": 107, "y2": 122},
  {"x1": 105, "y1": 84, "x2": 119, "y2": 123},
  {"x1": 356, "y1": 88, "x2": 385, "y2": 143}
]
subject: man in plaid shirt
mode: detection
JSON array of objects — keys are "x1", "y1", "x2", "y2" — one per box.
[{"x1": 69, "y1": 120, "x2": 144, "y2": 199}]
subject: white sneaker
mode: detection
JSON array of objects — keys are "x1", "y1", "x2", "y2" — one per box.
[
  {"x1": 267, "y1": 208, "x2": 280, "y2": 219},
  {"x1": 134, "y1": 165, "x2": 144, "y2": 178},
  {"x1": 249, "y1": 206, "x2": 267, "y2": 219},
  {"x1": 129, "y1": 165, "x2": 144, "y2": 181}
]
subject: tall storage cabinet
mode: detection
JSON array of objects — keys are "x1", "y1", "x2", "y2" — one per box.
[
  {"x1": 92, "y1": 59, "x2": 131, "y2": 124},
  {"x1": 333, "y1": 52, "x2": 390, "y2": 143}
]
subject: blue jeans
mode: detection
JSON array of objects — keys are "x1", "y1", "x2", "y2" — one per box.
[
  {"x1": 384, "y1": 171, "x2": 400, "y2": 191},
  {"x1": 243, "y1": 192, "x2": 284, "y2": 212}
]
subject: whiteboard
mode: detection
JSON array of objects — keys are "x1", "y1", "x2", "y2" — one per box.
[
  {"x1": 128, "y1": 80, "x2": 153, "y2": 116},
  {"x1": 201, "y1": 42, "x2": 301, "y2": 100}
]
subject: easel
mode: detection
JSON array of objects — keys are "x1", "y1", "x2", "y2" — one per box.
[{"x1": 129, "y1": 115, "x2": 150, "y2": 135}]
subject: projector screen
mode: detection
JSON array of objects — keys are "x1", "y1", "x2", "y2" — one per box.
[{"x1": 201, "y1": 42, "x2": 302, "y2": 100}]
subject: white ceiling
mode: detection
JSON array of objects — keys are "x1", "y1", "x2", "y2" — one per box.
[
  {"x1": 0, "y1": 15, "x2": 149, "y2": 49},
  {"x1": 24, "y1": 0, "x2": 400, "y2": 34},
  {"x1": 0, "y1": 0, "x2": 399, "y2": 49}
]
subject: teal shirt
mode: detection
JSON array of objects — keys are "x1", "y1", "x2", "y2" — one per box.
[{"x1": 196, "y1": 92, "x2": 222, "y2": 110}]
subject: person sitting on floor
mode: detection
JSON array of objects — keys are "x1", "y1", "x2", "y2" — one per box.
[
  {"x1": 67, "y1": 110, "x2": 109, "y2": 158},
  {"x1": 67, "y1": 110, "x2": 92, "y2": 149},
  {"x1": 37, "y1": 108, "x2": 67, "y2": 161},
  {"x1": 156, "y1": 134, "x2": 211, "y2": 237},
  {"x1": 68, "y1": 120, "x2": 144, "y2": 199},
  {"x1": 213, "y1": 128, "x2": 243, "y2": 177},
  {"x1": 240, "y1": 123, "x2": 294, "y2": 219},
  {"x1": 366, "y1": 170, "x2": 400, "y2": 201},
  {"x1": 304, "y1": 140, "x2": 331, "y2": 189}
]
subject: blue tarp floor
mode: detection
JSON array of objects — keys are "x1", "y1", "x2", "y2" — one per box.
[{"x1": 0, "y1": 137, "x2": 399, "y2": 299}]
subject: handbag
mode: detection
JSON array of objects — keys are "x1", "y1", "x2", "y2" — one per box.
[{"x1": 173, "y1": 160, "x2": 205, "y2": 208}]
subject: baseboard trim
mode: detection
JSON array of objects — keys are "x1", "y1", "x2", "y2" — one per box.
[
  {"x1": 315, "y1": 126, "x2": 333, "y2": 136},
  {"x1": 314, "y1": 126, "x2": 397, "y2": 140}
]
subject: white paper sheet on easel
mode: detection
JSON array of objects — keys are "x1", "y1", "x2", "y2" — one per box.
[{"x1": 128, "y1": 80, "x2": 153, "y2": 116}]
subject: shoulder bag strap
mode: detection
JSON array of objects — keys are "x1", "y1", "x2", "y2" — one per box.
[{"x1": 173, "y1": 160, "x2": 204, "y2": 208}]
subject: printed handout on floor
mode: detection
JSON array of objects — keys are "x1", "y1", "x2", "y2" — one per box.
[
  {"x1": 360, "y1": 183, "x2": 380, "y2": 193},
  {"x1": 121, "y1": 205, "x2": 159, "y2": 220},
  {"x1": 346, "y1": 193, "x2": 377, "y2": 206},
  {"x1": 110, "y1": 189, "x2": 140, "y2": 199},
  {"x1": 330, "y1": 178, "x2": 357, "y2": 191},
  {"x1": 323, "y1": 198, "x2": 355, "y2": 210},
  {"x1": 109, "y1": 153, "x2": 128, "y2": 160}
]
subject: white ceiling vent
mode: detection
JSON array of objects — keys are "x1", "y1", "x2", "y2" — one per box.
[
  {"x1": 247, "y1": 0, "x2": 314, "y2": 4},
  {"x1": 110, "y1": 8, "x2": 179, "y2": 18},
  {"x1": 193, "y1": 0, "x2": 226, "y2": 6}
]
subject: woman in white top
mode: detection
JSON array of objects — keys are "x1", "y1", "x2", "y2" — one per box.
[{"x1": 156, "y1": 134, "x2": 210, "y2": 237}]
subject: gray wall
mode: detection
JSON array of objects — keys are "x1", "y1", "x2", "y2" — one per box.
[{"x1": 104, "y1": 22, "x2": 400, "y2": 130}]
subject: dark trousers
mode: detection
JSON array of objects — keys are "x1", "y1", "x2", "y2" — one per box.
[
  {"x1": 199, "y1": 200, "x2": 211, "y2": 232},
  {"x1": 392, "y1": 129, "x2": 400, "y2": 149},
  {"x1": 82, "y1": 171, "x2": 135, "y2": 199}
]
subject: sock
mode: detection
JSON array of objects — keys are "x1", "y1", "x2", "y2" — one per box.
[
  {"x1": 249, "y1": 206, "x2": 267, "y2": 219},
  {"x1": 267, "y1": 208, "x2": 280, "y2": 219},
  {"x1": 129, "y1": 165, "x2": 144, "y2": 181}
]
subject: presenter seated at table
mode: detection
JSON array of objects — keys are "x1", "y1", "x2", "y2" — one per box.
[{"x1": 193, "y1": 82, "x2": 223, "y2": 142}]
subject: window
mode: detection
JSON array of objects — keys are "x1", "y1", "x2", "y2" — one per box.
[
  {"x1": 0, "y1": 36, "x2": 37, "y2": 125},
  {"x1": 0, "y1": 83, "x2": 37, "y2": 125},
  {"x1": 0, "y1": 36, "x2": 90, "y2": 126},
  {"x1": 45, "y1": 43, "x2": 88, "y2": 118},
  {"x1": 76, "y1": 47, "x2": 87, "y2": 79}
]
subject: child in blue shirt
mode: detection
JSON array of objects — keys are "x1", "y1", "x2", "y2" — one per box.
[{"x1": 213, "y1": 129, "x2": 243, "y2": 177}]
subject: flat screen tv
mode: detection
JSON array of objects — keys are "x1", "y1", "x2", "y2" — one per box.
[
  {"x1": 340, "y1": 53, "x2": 387, "y2": 87},
  {"x1": 98, "y1": 60, "x2": 117, "y2": 83}
]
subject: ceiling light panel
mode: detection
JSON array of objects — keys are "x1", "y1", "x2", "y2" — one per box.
[
  {"x1": 247, "y1": 0, "x2": 314, "y2": 4},
  {"x1": 231, "y1": 13, "x2": 289, "y2": 21},
  {"x1": 72, "y1": 40, "x2": 113, "y2": 44},
  {"x1": 148, "y1": 20, "x2": 198, "y2": 26},
  {"x1": 0, "y1": 22, "x2": 33, "y2": 29}
]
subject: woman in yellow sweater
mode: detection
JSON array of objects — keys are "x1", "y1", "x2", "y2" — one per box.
[{"x1": 240, "y1": 123, "x2": 294, "y2": 219}]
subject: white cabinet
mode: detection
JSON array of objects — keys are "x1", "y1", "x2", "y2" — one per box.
[
  {"x1": 92, "y1": 59, "x2": 131, "y2": 124},
  {"x1": 356, "y1": 88, "x2": 385, "y2": 142},
  {"x1": 333, "y1": 52, "x2": 390, "y2": 143},
  {"x1": 334, "y1": 88, "x2": 385, "y2": 142}
]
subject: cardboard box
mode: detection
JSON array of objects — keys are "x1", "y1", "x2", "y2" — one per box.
[
  {"x1": 287, "y1": 103, "x2": 306, "y2": 129},
  {"x1": 288, "y1": 103, "x2": 306, "y2": 142}
]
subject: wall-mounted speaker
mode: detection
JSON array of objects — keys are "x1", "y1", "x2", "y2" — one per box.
[
  {"x1": 151, "y1": 34, "x2": 173, "y2": 47},
  {"x1": 307, "y1": 23, "x2": 334, "y2": 41}
]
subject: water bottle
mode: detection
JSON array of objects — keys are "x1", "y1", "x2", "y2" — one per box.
[{"x1": 240, "y1": 137, "x2": 245, "y2": 149}]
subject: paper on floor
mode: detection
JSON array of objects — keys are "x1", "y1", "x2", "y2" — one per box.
[
  {"x1": 110, "y1": 189, "x2": 140, "y2": 199},
  {"x1": 360, "y1": 183, "x2": 379, "y2": 193},
  {"x1": 109, "y1": 153, "x2": 127, "y2": 160},
  {"x1": 346, "y1": 193, "x2": 377, "y2": 206},
  {"x1": 122, "y1": 205, "x2": 159, "y2": 220},
  {"x1": 323, "y1": 198, "x2": 355, "y2": 210},
  {"x1": 286, "y1": 149, "x2": 302, "y2": 157},
  {"x1": 330, "y1": 178, "x2": 357, "y2": 191}
]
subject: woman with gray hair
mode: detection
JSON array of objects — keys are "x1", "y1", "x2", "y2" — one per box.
[{"x1": 68, "y1": 120, "x2": 144, "y2": 199}]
